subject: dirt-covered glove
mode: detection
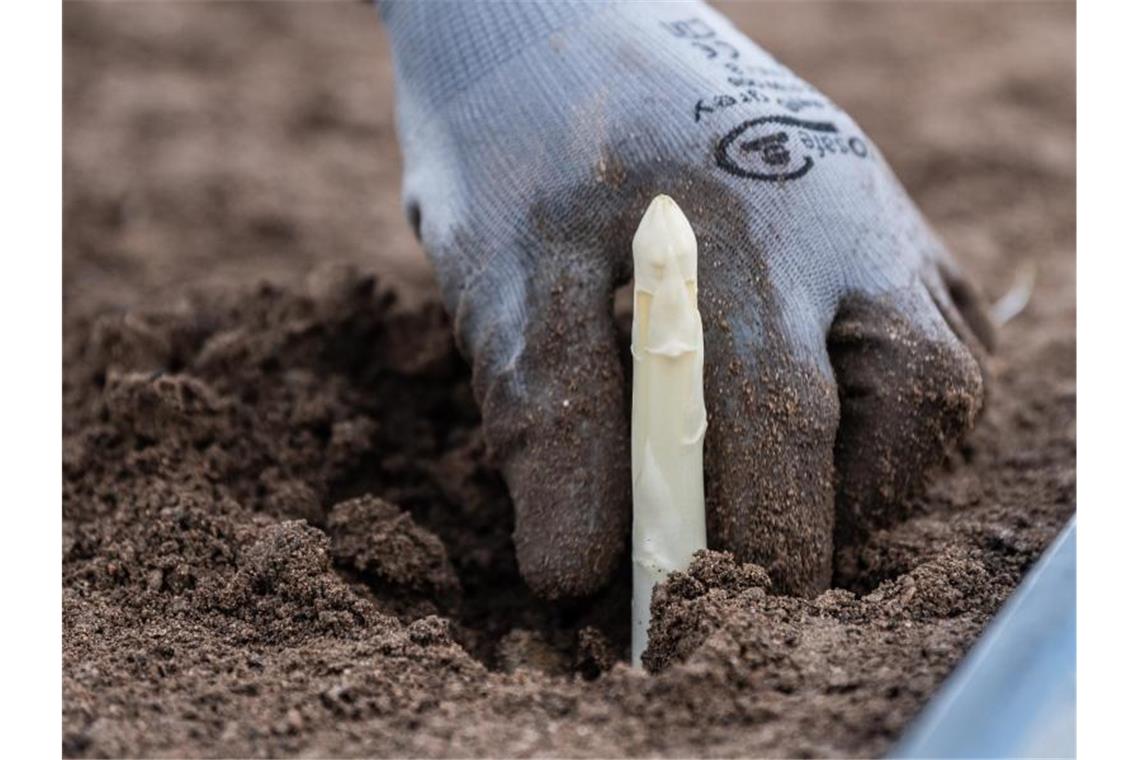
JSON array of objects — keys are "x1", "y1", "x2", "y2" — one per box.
[{"x1": 378, "y1": 0, "x2": 992, "y2": 599}]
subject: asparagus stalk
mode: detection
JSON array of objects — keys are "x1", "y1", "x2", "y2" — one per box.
[{"x1": 630, "y1": 195, "x2": 708, "y2": 666}]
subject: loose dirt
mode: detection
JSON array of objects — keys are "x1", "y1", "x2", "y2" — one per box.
[{"x1": 63, "y1": 2, "x2": 1075, "y2": 757}]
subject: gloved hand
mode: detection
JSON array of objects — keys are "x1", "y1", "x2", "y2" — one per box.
[{"x1": 379, "y1": 0, "x2": 991, "y2": 599}]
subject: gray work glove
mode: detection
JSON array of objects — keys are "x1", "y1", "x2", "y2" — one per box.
[{"x1": 379, "y1": 0, "x2": 991, "y2": 599}]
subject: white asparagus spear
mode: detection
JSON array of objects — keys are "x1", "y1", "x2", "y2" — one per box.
[{"x1": 630, "y1": 194, "x2": 708, "y2": 667}]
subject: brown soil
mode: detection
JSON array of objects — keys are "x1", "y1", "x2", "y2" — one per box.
[{"x1": 63, "y1": 2, "x2": 1075, "y2": 757}]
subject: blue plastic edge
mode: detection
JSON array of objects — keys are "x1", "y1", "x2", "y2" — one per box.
[{"x1": 890, "y1": 517, "x2": 1076, "y2": 759}]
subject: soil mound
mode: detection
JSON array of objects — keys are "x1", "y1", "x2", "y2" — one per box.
[{"x1": 64, "y1": 269, "x2": 1073, "y2": 757}]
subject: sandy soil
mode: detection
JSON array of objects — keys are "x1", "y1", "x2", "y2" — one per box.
[{"x1": 63, "y1": 2, "x2": 1075, "y2": 757}]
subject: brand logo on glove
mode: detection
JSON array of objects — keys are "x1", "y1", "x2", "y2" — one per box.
[{"x1": 715, "y1": 116, "x2": 869, "y2": 182}]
